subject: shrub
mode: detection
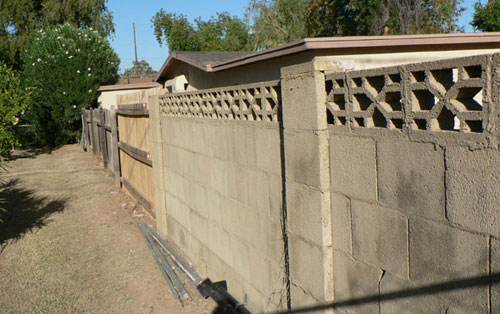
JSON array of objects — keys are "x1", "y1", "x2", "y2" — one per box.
[
  {"x1": 0, "y1": 62, "x2": 31, "y2": 158},
  {"x1": 23, "y1": 24, "x2": 119, "y2": 146}
]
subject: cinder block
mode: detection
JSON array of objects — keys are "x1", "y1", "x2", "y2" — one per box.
[
  {"x1": 229, "y1": 237, "x2": 251, "y2": 282},
  {"x1": 165, "y1": 193, "x2": 191, "y2": 231},
  {"x1": 268, "y1": 173, "x2": 283, "y2": 223},
  {"x1": 189, "y1": 182, "x2": 209, "y2": 218},
  {"x1": 285, "y1": 129, "x2": 329, "y2": 189},
  {"x1": 205, "y1": 192, "x2": 221, "y2": 226},
  {"x1": 242, "y1": 282, "x2": 266, "y2": 314},
  {"x1": 331, "y1": 192, "x2": 352, "y2": 254},
  {"x1": 215, "y1": 123, "x2": 235, "y2": 161},
  {"x1": 226, "y1": 163, "x2": 247, "y2": 205},
  {"x1": 290, "y1": 284, "x2": 324, "y2": 313},
  {"x1": 281, "y1": 70, "x2": 327, "y2": 131},
  {"x1": 378, "y1": 140, "x2": 445, "y2": 220},
  {"x1": 163, "y1": 168, "x2": 184, "y2": 199},
  {"x1": 289, "y1": 233, "x2": 326, "y2": 300},
  {"x1": 220, "y1": 197, "x2": 245, "y2": 238},
  {"x1": 258, "y1": 215, "x2": 283, "y2": 264},
  {"x1": 351, "y1": 200, "x2": 408, "y2": 279},
  {"x1": 189, "y1": 153, "x2": 211, "y2": 187},
  {"x1": 210, "y1": 158, "x2": 227, "y2": 195},
  {"x1": 447, "y1": 146, "x2": 500, "y2": 236},
  {"x1": 255, "y1": 126, "x2": 281, "y2": 175},
  {"x1": 379, "y1": 273, "x2": 447, "y2": 313},
  {"x1": 163, "y1": 144, "x2": 181, "y2": 175},
  {"x1": 287, "y1": 181, "x2": 326, "y2": 246},
  {"x1": 330, "y1": 135, "x2": 376, "y2": 201},
  {"x1": 332, "y1": 250, "x2": 382, "y2": 314},
  {"x1": 190, "y1": 210, "x2": 209, "y2": 246},
  {"x1": 189, "y1": 122, "x2": 206, "y2": 154},
  {"x1": 409, "y1": 217, "x2": 488, "y2": 312},
  {"x1": 203, "y1": 122, "x2": 219, "y2": 157},
  {"x1": 248, "y1": 251, "x2": 275, "y2": 295},
  {"x1": 208, "y1": 223, "x2": 233, "y2": 268},
  {"x1": 232, "y1": 125, "x2": 257, "y2": 167},
  {"x1": 246, "y1": 169, "x2": 270, "y2": 216}
]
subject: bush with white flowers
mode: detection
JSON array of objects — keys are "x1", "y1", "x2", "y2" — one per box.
[
  {"x1": 0, "y1": 62, "x2": 31, "y2": 158},
  {"x1": 23, "y1": 24, "x2": 119, "y2": 146}
]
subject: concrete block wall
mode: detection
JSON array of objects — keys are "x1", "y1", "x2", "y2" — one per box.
[
  {"x1": 328, "y1": 53, "x2": 500, "y2": 313},
  {"x1": 148, "y1": 53, "x2": 500, "y2": 313},
  {"x1": 155, "y1": 80, "x2": 286, "y2": 313}
]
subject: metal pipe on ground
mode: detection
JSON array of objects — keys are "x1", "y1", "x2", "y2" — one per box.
[
  {"x1": 144, "y1": 224, "x2": 203, "y2": 284},
  {"x1": 139, "y1": 224, "x2": 184, "y2": 305}
]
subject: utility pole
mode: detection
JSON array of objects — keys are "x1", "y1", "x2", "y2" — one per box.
[{"x1": 133, "y1": 22, "x2": 138, "y2": 64}]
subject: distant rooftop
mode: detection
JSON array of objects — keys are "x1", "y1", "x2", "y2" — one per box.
[
  {"x1": 174, "y1": 51, "x2": 254, "y2": 66},
  {"x1": 155, "y1": 32, "x2": 500, "y2": 82}
]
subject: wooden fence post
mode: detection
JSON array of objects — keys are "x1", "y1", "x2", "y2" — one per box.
[
  {"x1": 110, "y1": 105, "x2": 121, "y2": 185},
  {"x1": 81, "y1": 110, "x2": 87, "y2": 151},
  {"x1": 90, "y1": 108, "x2": 96, "y2": 155},
  {"x1": 99, "y1": 108, "x2": 108, "y2": 169}
]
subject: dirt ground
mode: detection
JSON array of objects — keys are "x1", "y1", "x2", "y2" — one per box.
[{"x1": 0, "y1": 144, "x2": 218, "y2": 314}]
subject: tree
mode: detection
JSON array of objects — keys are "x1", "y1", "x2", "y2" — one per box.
[
  {"x1": 246, "y1": 0, "x2": 310, "y2": 49},
  {"x1": 0, "y1": 0, "x2": 114, "y2": 68},
  {"x1": 23, "y1": 24, "x2": 119, "y2": 146},
  {"x1": 151, "y1": 11, "x2": 254, "y2": 52},
  {"x1": 247, "y1": 0, "x2": 464, "y2": 49},
  {"x1": 471, "y1": 0, "x2": 500, "y2": 32},
  {"x1": 0, "y1": 63, "x2": 31, "y2": 158},
  {"x1": 307, "y1": 0, "x2": 464, "y2": 36},
  {"x1": 122, "y1": 60, "x2": 157, "y2": 78}
]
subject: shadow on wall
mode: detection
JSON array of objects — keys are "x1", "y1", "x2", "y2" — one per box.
[
  {"x1": 268, "y1": 273, "x2": 500, "y2": 313},
  {"x1": 0, "y1": 179, "x2": 66, "y2": 252}
]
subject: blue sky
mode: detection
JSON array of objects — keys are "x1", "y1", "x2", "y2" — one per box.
[{"x1": 107, "y1": 0, "x2": 487, "y2": 73}]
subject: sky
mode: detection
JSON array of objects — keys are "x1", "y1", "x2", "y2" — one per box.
[{"x1": 107, "y1": 0, "x2": 487, "y2": 73}]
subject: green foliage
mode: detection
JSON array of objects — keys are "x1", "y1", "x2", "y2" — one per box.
[
  {"x1": 122, "y1": 60, "x2": 157, "y2": 78},
  {"x1": 0, "y1": 62, "x2": 31, "y2": 158},
  {"x1": 247, "y1": 0, "x2": 464, "y2": 48},
  {"x1": 0, "y1": 0, "x2": 114, "y2": 69},
  {"x1": 472, "y1": 0, "x2": 500, "y2": 32},
  {"x1": 152, "y1": 11, "x2": 254, "y2": 52},
  {"x1": 23, "y1": 24, "x2": 119, "y2": 146},
  {"x1": 247, "y1": 0, "x2": 310, "y2": 49}
]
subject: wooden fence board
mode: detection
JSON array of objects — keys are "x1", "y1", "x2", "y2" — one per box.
[
  {"x1": 118, "y1": 141, "x2": 152, "y2": 167},
  {"x1": 82, "y1": 99, "x2": 155, "y2": 220}
]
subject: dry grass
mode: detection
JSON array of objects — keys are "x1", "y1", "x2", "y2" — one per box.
[{"x1": 0, "y1": 145, "x2": 217, "y2": 314}]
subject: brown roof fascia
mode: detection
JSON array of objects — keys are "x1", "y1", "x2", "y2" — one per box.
[
  {"x1": 97, "y1": 82, "x2": 161, "y2": 92},
  {"x1": 155, "y1": 33, "x2": 500, "y2": 80}
]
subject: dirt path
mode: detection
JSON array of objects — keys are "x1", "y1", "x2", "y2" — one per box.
[{"x1": 0, "y1": 144, "x2": 217, "y2": 314}]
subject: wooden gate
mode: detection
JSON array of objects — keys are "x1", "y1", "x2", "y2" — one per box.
[{"x1": 81, "y1": 103, "x2": 155, "y2": 219}]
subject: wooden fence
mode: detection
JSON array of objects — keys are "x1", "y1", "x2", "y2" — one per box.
[{"x1": 81, "y1": 104, "x2": 155, "y2": 218}]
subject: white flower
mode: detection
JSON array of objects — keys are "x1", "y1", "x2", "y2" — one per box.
[
  {"x1": 88, "y1": 68, "x2": 91, "y2": 71},
  {"x1": 37, "y1": 58, "x2": 41, "y2": 62},
  {"x1": 65, "y1": 51, "x2": 69, "y2": 54},
  {"x1": 62, "y1": 43, "x2": 65, "y2": 47},
  {"x1": 73, "y1": 105, "x2": 76, "y2": 109},
  {"x1": 88, "y1": 89, "x2": 92, "y2": 93},
  {"x1": 57, "y1": 36, "x2": 61, "y2": 40},
  {"x1": 32, "y1": 63, "x2": 35, "y2": 66},
  {"x1": 89, "y1": 27, "x2": 93, "y2": 31},
  {"x1": 88, "y1": 73, "x2": 91, "y2": 77},
  {"x1": 21, "y1": 110, "x2": 25, "y2": 115},
  {"x1": 77, "y1": 70, "x2": 80, "y2": 73},
  {"x1": 63, "y1": 92, "x2": 66, "y2": 95},
  {"x1": 68, "y1": 55, "x2": 73, "y2": 59}
]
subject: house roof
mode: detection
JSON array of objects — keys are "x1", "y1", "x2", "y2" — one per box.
[
  {"x1": 97, "y1": 82, "x2": 161, "y2": 92},
  {"x1": 155, "y1": 32, "x2": 500, "y2": 82}
]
